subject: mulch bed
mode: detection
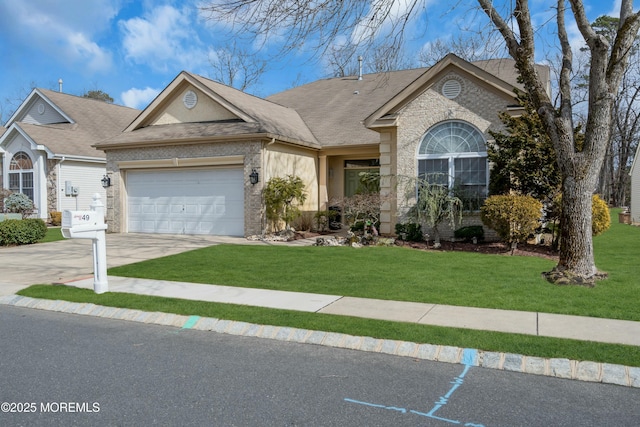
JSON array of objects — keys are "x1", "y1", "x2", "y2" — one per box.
[
  {"x1": 396, "y1": 240, "x2": 559, "y2": 260},
  {"x1": 290, "y1": 231, "x2": 559, "y2": 261}
]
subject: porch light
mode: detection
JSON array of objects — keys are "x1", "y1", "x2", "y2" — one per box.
[
  {"x1": 101, "y1": 175, "x2": 111, "y2": 188},
  {"x1": 249, "y1": 169, "x2": 259, "y2": 185}
]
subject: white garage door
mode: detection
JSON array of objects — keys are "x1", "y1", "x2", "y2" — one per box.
[{"x1": 127, "y1": 168, "x2": 244, "y2": 236}]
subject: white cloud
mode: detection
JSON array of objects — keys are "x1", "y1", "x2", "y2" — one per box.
[
  {"x1": 351, "y1": 0, "x2": 438, "y2": 45},
  {"x1": 121, "y1": 87, "x2": 160, "y2": 109},
  {"x1": 119, "y1": 5, "x2": 210, "y2": 73},
  {"x1": 0, "y1": 0, "x2": 116, "y2": 73},
  {"x1": 66, "y1": 32, "x2": 113, "y2": 73}
]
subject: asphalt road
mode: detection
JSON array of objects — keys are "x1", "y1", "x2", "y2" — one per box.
[{"x1": 1, "y1": 306, "x2": 639, "y2": 426}]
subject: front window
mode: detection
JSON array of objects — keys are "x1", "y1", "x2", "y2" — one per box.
[
  {"x1": 344, "y1": 159, "x2": 380, "y2": 197},
  {"x1": 9, "y1": 152, "x2": 34, "y2": 201},
  {"x1": 417, "y1": 121, "x2": 487, "y2": 210}
]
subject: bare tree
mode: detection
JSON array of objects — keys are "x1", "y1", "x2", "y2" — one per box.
[
  {"x1": 1, "y1": 83, "x2": 37, "y2": 125},
  {"x1": 574, "y1": 15, "x2": 640, "y2": 207},
  {"x1": 200, "y1": 0, "x2": 640, "y2": 285},
  {"x1": 209, "y1": 41, "x2": 268, "y2": 92},
  {"x1": 325, "y1": 44, "x2": 360, "y2": 77},
  {"x1": 418, "y1": 31, "x2": 506, "y2": 66},
  {"x1": 200, "y1": 1, "x2": 427, "y2": 61},
  {"x1": 477, "y1": 0, "x2": 640, "y2": 285},
  {"x1": 326, "y1": 40, "x2": 414, "y2": 77}
]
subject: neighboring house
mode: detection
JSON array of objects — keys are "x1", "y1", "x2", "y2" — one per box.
[
  {"x1": 630, "y1": 147, "x2": 640, "y2": 223},
  {"x1": 95, "y1": 54, "x2": 550, "y2": 237},
  {"x1": 0, "y1": 89, "x2": 139, "y2": 220}
]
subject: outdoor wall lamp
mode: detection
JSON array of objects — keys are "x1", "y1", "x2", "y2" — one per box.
[
  {"x1": 101, "y1": 175, "x2": 112, "y2": 188},
  {"x1": 249, "y1": 168, "x2": 259, "y2": 185}
]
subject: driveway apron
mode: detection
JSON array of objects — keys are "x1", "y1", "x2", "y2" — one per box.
[{"x1": 0, "y1": 233, "x2": 246, "y2": 295}]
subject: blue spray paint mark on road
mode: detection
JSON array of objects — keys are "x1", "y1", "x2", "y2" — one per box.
[
  {"x1": 344, "y1": 399, "x2": 407, "y2": 413},
  {"x1": 182, "y1": 315, "x2": 200, "y2": 329},
  {"x1": 344, "y1": 348, "x2": 485, "y2": 426}
]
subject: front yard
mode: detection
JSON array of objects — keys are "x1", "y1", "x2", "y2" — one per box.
[
  {"x1": 105, "y1": 212, "x2": 640, "y2": 322},
  {"x1": 17, "y1": 209, "x2": 640, "y2": 367}
]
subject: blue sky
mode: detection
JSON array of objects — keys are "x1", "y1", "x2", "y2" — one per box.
[{"x1": 0, "y1": 0, "x2": 621, "y2": 120}]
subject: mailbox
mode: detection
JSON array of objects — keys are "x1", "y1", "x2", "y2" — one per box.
[
  {"x1": 61, "y1": 194, "x2": 109, "y2": 294},
  {"x1": 61, "y1": 210, "x2": 106, "y2": 239}
]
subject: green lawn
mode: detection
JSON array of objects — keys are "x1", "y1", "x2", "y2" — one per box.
[
  {"x1": 17, "y1": 209, "x2": 640, "y2": 367},
  {"x1": 38, "y1": 227, "x2": 64, "y2": 243},
  {"x1": 106, "y1": 211, "x2": 640, "y2": 321}
]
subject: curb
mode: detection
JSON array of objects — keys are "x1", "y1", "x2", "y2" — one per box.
[{"x1": 2, "y1": 295, "x2": 639, "y2": 388}]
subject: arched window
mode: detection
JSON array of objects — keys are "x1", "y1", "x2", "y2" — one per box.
[
  {"x1": 417, "y1": 121, "x2": 487, "y2": 210},
  {"x1": 9, "y1": 151, "x2": 34, "y2": 201}
]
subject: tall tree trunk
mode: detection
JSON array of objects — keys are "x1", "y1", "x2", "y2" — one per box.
[{"x1": 547, "y1": 175, "x2": 599, "y2": 284}]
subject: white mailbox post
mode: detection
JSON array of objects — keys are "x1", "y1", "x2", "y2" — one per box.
[{"x1": 62, "y1": 194, "x2": 109, "y2": 294}]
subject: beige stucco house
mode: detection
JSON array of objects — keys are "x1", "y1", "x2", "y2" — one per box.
[
  {"x1": 95, "y1": 54, "x2": 550, "y2": 237},
  {"x1": 0, "y1": 89, "x2": 139, "y2": 219}
]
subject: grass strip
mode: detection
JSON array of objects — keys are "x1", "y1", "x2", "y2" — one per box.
[
  {"x1": 39, "y1": 227, "x2": 64, "y2": 243},
  {"x1": 17, "y1": 284, "x2": 640, "y2": 368}
]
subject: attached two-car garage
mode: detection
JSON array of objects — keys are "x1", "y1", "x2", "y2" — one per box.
[{"x1": 126, "y1": 168, "x2": 244, "y2": 236}]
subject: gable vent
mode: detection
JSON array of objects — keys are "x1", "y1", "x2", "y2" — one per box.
[
  {"x1": 183, "y1": 90, "x2": 198, "y2": 109},
  {"x1": 442, "y1": 79, "x2": 462, "y2": 99}
]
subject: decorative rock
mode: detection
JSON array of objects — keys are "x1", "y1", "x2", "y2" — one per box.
[
  {"x1": 376, "y1": 237, "x2": 396, "y2": 246},
  {"x1": 315, "y1": 236, "x2": 341, "y2": 246}
]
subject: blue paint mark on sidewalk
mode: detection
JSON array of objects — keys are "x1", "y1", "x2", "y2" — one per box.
[
  {"x1": 344, "y1": 348, "x2": 485, "y2": 426},
  {"x1": 182, "y1": 315, "x2": 200, "y2": 329}
]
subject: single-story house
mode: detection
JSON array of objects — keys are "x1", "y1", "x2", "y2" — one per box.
[
  {"x1": 0, "y1": 89, "x2": 139, "y2": 219},
  {"x1": 94, "y1": 53, "x2": 549, "y2": 237}
]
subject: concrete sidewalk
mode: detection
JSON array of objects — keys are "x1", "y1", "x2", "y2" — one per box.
[{"x1": 68, "y1": 275, "x2": 640, "y2": 347}]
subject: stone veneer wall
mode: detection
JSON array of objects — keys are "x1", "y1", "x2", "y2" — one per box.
[
  {"x1": 385, "y1": 72, "x2": 513, "y2": 240},
  {"x1": 46, "y1": 159, "x2": 59, "y2": 216},
  {"x1": 104, "y1": 140, "x2": 264, "y2": 236}
]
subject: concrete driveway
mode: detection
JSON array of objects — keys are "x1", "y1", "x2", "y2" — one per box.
[{"x1": 0, "y1": 233, "x2": 253, "y2": 296}]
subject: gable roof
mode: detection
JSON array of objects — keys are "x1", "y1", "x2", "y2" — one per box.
[
  {"x1": 364, "y1": 54, "x2": 528, "y2": 128},
  {"x1": 97, "y1": 71, "x2": 319, "y2": 150},
  {"x1": 0, "y1": 89, "x2": 139, "y2": 159},
  {"x1": 268, "y1": 54, "x2": 550, "y2": 147},
  {"x1": 267, "y1": 68, "x2": 426, "y2": 148}
]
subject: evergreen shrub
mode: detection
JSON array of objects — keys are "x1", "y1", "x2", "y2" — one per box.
[
  {"x1": 0, "y1": 219, "x2": 47, "y2": 246},
  {"x1": 591, "y1": 194, "x2": 611, "y2": 236},
  {"x1": 454, "y1": 225, "x2": 484, "y2": 242},
  {"x1": 395, "y1": 222, "x2": 423, "y2": 242}
]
